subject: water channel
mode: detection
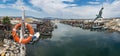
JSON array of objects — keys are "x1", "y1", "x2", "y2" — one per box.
[{"x1": 27, "y1": 23, "x2": 120, "y2": 56}]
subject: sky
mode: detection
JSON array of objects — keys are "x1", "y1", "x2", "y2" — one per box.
[{"x1": 0, "y1": 0, "x2": 119, "y2": 19}]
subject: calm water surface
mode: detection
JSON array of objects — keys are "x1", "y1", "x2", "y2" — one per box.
[{"x1": 27, "y1": 23, "x2": 120, "y2": 56}]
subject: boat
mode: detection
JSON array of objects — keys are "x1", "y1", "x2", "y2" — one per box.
[
  {"x1": 79, "y1": 24, "x2": 83, "y2": 28},
  {"x1": 29, "y1": 32, "x2": 40, "y2": 44},
  {"x1": 102, "y1": 26, "x2": 108, "y2": 30},
  {"x1": 54, "y1": 25, "x2": 58, "y2": 29},
  {"x1": 91, "y1": 25, "x2": 102, "y2": 29},
  {"x1": 32, "y1": 32, "x2": 40, "y2": 42}
]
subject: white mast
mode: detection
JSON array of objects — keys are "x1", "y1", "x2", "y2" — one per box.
[
  {"x1": 19, "y1": 7, "x2": 25, "y2": 43},
  {"x1": 20, "y1": 7, "x2": 26, "y2": 56}
]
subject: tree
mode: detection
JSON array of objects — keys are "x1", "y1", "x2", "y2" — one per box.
[
  {"x1": 2, "y1": 16, "x2": 11, "y2": 31},
  {"x1": 2, "y1": 16, "x2": 11, "y2": 25}
]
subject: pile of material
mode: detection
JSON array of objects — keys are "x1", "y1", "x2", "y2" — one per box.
[
  {"x1": 37, "y1": 20, "x2": 54, "y2": 36},
  {"x1": 60, "y1": 20, "x2": 81, "y2": 27},
  {"x1": 104, "y1": 19, "x2": 120, "y2": 32},
  {"x1": 0, "y1": 39, "x2": 26, "y2": 56}
]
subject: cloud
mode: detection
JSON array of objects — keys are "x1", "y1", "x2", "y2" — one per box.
[
  {"x1": 0, "y1": 0, "x2": 39, "y2": 13},
  {"x1": 29, "y1": 0, "x2": 99, "y2": 18},
  {"x1": 3, "y1": 0, "x2": 7, "y2": 3},
  {"x1": 0, "y1": 0, "x2": 120, "y2": 19},
  {"x1": 62, "y1": 0, "x2": 74, "y2": 2},
  {"x1": 2, "y1": 0, "x2": 16, "y2": 3},
  {"x1": 103, "y1": 0, "x2": 120, "y2": 18},
  {"x1": 29, "y1": 0, "x2": 120, "y2": 18},
  {"x1": 3, "y1": 0, "x2": 9, "y2": 3},
  {"x1": 11, "y1": 0, "x2": 40, "y2": 13},
  {"x1": 0, "y1": 4, "x2": 7, "y2": 8},
  {"x1": 88, "y1": 1, "x2": 100, "y2": 5}
]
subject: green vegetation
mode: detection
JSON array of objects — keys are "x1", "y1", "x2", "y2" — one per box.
[{"x1": 2, "y1": 16, "x2": 11, "y2": 25}]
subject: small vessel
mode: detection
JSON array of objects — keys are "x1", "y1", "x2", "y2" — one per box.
[
  {"x1": 54, "y1": 25, "x2": 58, "y2": 29},
  {"x1": 91, "y1": 25, "x2": 102, "y2": 29},
  {"x1": 80, "y1": 24, "x2": 83, "y2": 28},
  {"x1": 102, "y1": 26, "x2": 108, "y2": 30},
  {"x1": 29, "y1": 32, "x2": 40, "y2": 44},
  {"x1": 32, "y1": 32, "x2": 40, "y2": 42}
]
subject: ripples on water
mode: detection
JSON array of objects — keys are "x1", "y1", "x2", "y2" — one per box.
[{"x1": 26, "y1": 23, "x2": 120, "y2": 56}]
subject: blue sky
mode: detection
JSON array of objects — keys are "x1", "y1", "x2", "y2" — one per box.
[{"x1": 0, "y1": 0, "x2": 119, "y2": 19}]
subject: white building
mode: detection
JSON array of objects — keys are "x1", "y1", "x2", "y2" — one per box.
[{"x1": 11, "y1": 20, "x2": 20, "y2": 24}]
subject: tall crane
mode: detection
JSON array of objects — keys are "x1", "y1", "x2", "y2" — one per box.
[{"x1": 94, "y1": 7, "x2": 104, "y2": 22}]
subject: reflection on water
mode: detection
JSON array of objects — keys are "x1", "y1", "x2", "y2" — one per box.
[
  {"x1": 40, "y1": 35, "x2": 52, "y2": 40},
  {"x1": 27, "y1": 23, "x2": 120, "y2": 56}
]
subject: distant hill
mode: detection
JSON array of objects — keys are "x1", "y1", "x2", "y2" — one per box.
[{"x1": 0, "y1": 16, "x2": 120, "y2": 20}]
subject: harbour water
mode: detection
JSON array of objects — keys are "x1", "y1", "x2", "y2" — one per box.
[{"x1": 26, "y1": 23, "x2": 120, "y2": 56}]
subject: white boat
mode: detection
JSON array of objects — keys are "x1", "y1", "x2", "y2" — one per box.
[
  {"x1": 92, "y1": 25, "x2": 102, "y2": 29},
  {"x1": 32, "y1": 32, "x2": 40, "y2": 42}
]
